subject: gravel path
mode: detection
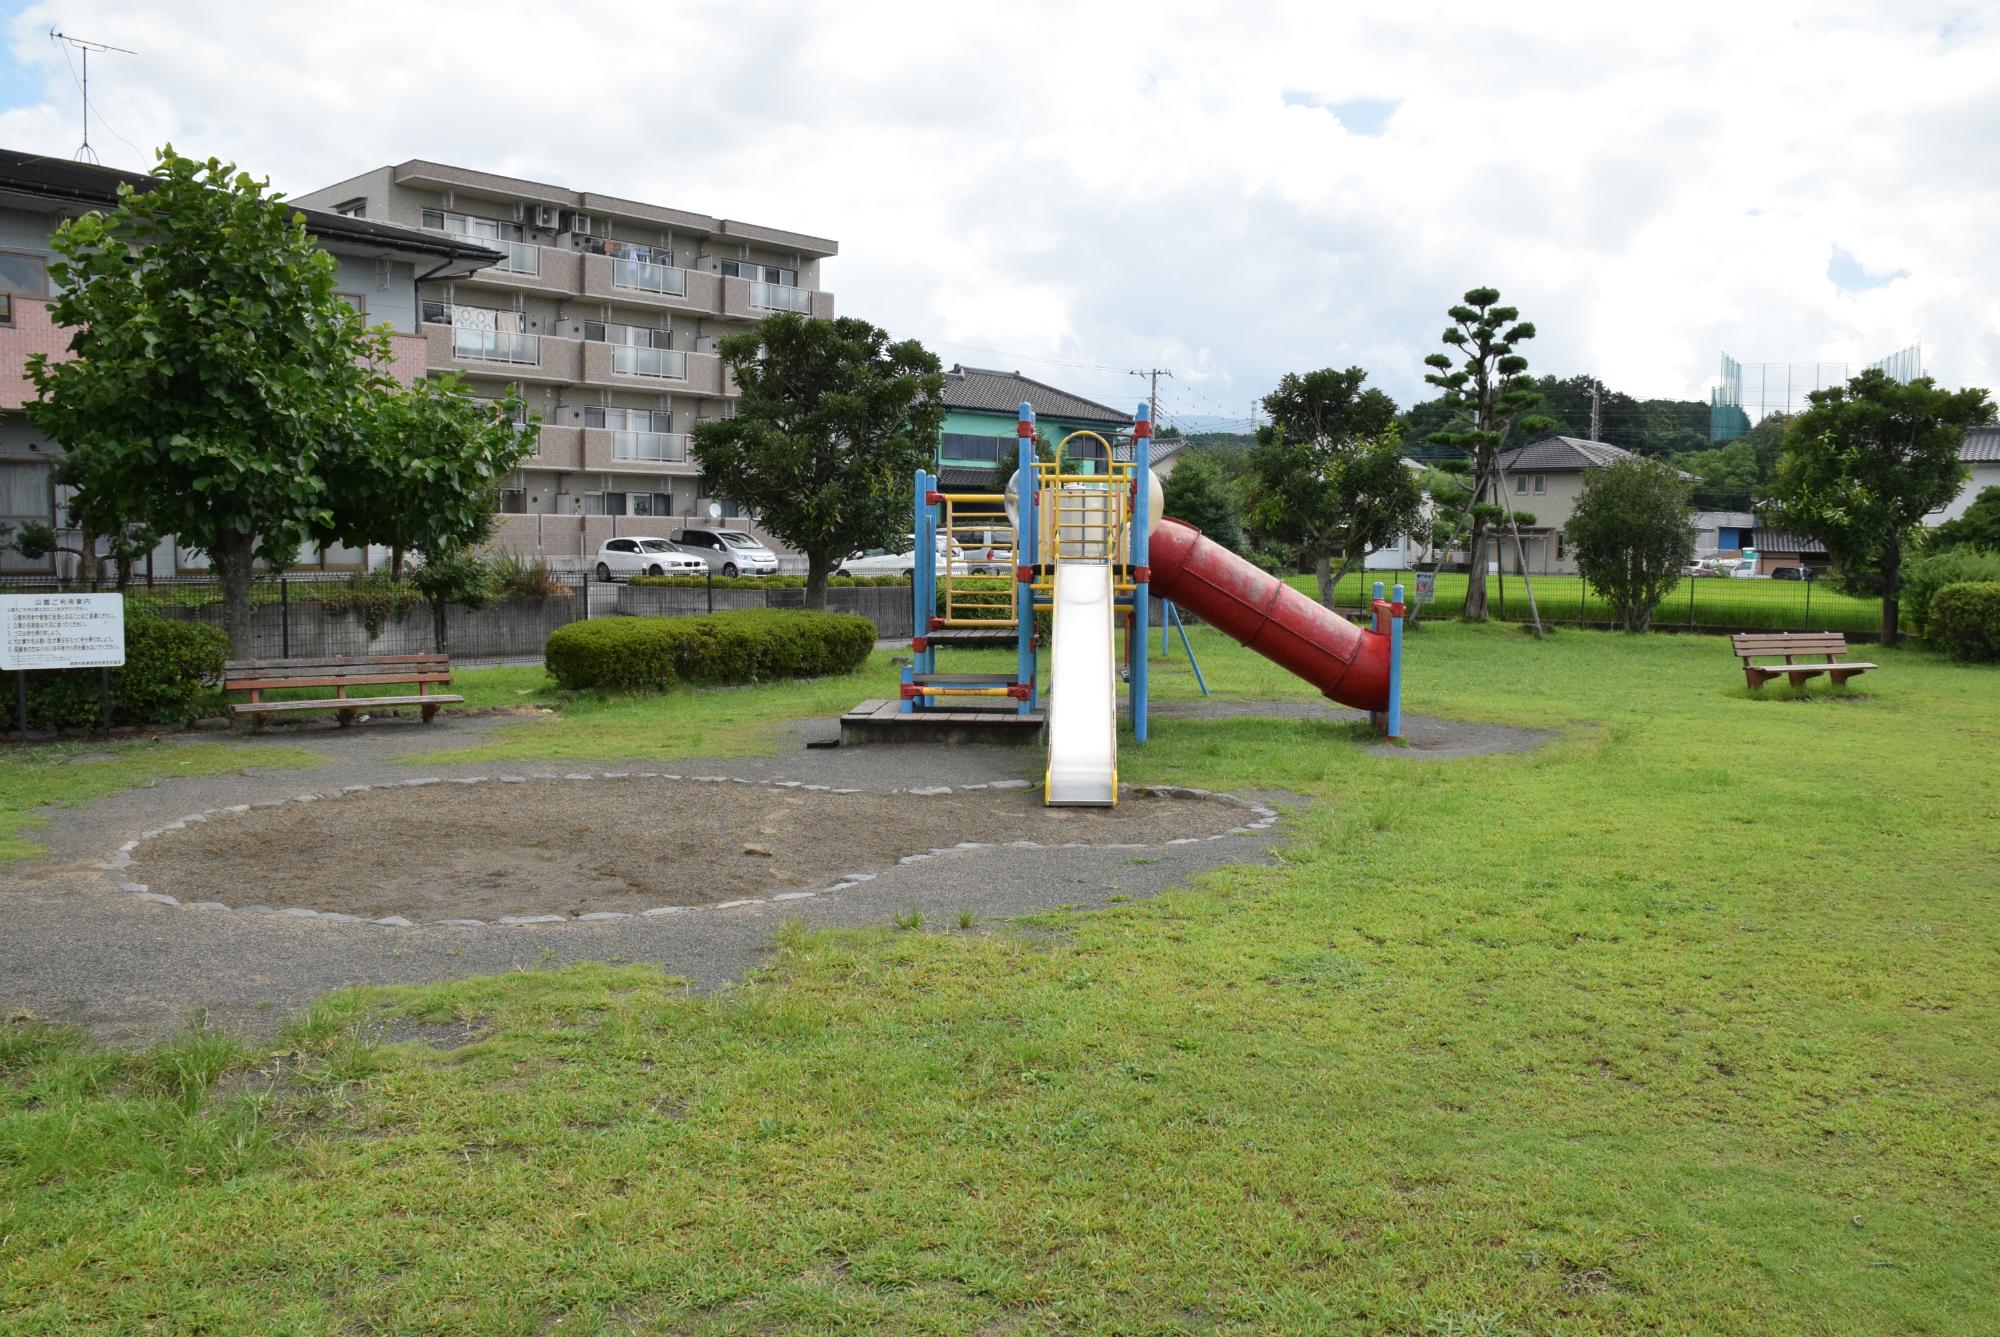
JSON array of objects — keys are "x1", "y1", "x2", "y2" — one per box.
[{"x1": 1, "y1": 701, "x2": 1545, "y2": 1045}]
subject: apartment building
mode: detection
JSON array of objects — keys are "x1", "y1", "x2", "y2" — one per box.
[
  {"x1": 0, "y1": 148, "x2": 501, "y2": 576},
  {"x1": 296, "y1": 160, "x2": 838, "y2": 562}
]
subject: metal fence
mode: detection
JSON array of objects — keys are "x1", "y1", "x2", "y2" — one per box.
[{"x1": 0, "y1": 572, "x2": 916, "y2": 662}]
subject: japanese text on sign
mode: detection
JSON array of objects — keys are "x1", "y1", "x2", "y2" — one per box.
[{"x1": 0, "y1": 594, "x2": 126, "y2": 671}]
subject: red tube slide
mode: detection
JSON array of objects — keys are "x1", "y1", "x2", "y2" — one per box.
[{"x1": 1148, "y1": 517, "x2": 1391, "y2": 712}]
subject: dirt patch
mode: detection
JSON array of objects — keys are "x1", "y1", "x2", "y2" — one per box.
[{"x1": 131, "y1": 780, "x2": 1250, "y2": 921}]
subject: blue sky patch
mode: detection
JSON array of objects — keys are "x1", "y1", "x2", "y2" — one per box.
[
  {"x1": 1828, "y1": 244, "x2": 1908, "y2": 293},
  {"x1": 1282, "y1": 90, "x2": 1400, "y2": 136}
]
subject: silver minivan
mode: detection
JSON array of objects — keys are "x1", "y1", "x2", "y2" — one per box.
[{"x1": 669, "y1": 527, "x2": 781, "y2": 577}]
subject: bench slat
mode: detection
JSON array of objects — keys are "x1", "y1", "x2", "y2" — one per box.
[
  {"x1": 226, "y1": 655, "x2": 448, "y2": 669},
  {"x1": 226, "y1": 674, "x2": 454, "y2": 691},
  {"x1": 232, "y1": 694, "x2": 465, "y2": 715}
]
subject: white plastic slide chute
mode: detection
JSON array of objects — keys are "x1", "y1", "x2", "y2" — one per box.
[{"x1": 1045, "y1": 562, "x2": 1118, "y2": 806}]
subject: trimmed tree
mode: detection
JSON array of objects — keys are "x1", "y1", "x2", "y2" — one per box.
[
  {"x1": 1765, "y1": 369, "x2": 1992, "y2": 645},
  {"x1": 693, "y1": 314, "x2": 946, "y2": 611},
  {"x1": 1933, "y1": 485, "x2": 2000, "y2": 552},
  {"x1": 25, "y1": 148, "x2": 388, "y2": 654},
  {"x1": 1160, "y1": 450, "x2": 1244, "y2": 553},
  {"x1": 1421, "y1": 287, "x2": 1553, "y2": 620},
  {"x1": 1250, "y1": 368, "x2": 1421, "y2": 607},
  {"x1": 1566, "y1": 458, "x2": 1696, "y2": 632}
]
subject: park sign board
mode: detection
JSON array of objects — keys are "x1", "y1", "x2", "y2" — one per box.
[
  {"x1": 0, "y1": 593, "x2": 126, "y2": 671},
  {"x1": 1413, "y1": 571, "x2": 1437, "y2": 605}
]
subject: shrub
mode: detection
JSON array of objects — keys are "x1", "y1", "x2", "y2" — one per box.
[
  {"x1": 25, "y1": 616, "x2": 230, "y2": 729},
  {"x1": 1902, "y1": 548, "x2": 2000, "y2": 636},
  {"x1": 317, "y1": 572, "x2": 421, "y2": 637},
  {"x1": 490, "y1": 552, "x2": 569, "y2": 600},
  {"x1": 544, "y1": 610, "x2": 876, "y2": 690},
  {"x1": 1926, "y1": 582, "x2": 2000, "y2": 662}
]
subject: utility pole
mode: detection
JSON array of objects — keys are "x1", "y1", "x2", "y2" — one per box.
[
  {"x1": 1588, "y1": 380, "x2": 1601, "y2": 441},
  {"x1": 50, "y1": 30, "x2": 135, "y2": 164},
  {"x1": 1130, "y1": 367, "x2": 1173, "y2": 432}
]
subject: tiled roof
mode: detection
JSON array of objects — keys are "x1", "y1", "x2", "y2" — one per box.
[
  {"x1": 1752, "y1": 529, "x2": 1827, "y2": 555},
  {"x1": 1693, "y1": 511, "x2": 1757, "y2": 528},
  {"x1": 1497, "y1": 435, "x2": 1642, "y2": 472},
  {"x1": 1111, "y1": 436, "x2": 1187, "y2": 464},
  {"x1": 0, "y1": 148, "x2": 504, "y2": 264},
  {"x1": 941, "y1": 366, "x2": 1132, "y2": 426},
  {"x1": 1963, "y1": 426, "x2": 2000, "y2": 463}
]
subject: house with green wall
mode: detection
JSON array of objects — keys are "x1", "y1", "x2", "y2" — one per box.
[{"x1": 934, "y1": 366, "x2": 1135, "y2": 490}]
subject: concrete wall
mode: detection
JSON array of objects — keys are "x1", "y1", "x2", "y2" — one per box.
[{"x1": 617, "y1": 583, "x2": 913, "y2": 638}]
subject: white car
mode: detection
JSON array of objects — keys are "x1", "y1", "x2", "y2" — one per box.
[
  {"x1": 594, "y1": 537, "x2": 706, "y2": 582},
  {"x1": 839, "y1": 535, "x2": 959, "y2": 579},
  {"x1": 669, "y1": 527, "x2": 781, "y2": 577}
]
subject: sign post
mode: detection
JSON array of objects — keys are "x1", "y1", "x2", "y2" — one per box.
[
  {"x1": 1413, "y1": 571, "x2": 1437, "y2": 606},
  {"x1": 1, "y1": 593, "x2": 127, "y2": 739}
]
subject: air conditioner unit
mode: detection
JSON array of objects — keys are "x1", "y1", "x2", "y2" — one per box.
[
  {"x1": 563, "y1": 212, "x2": 595, "y2": 236},
  {"x1": 535, "y1": 205, "x2": 557, "y2": 229},
  {"x1": 512, "y1": 202, "x2": 525, "y2": 223}
]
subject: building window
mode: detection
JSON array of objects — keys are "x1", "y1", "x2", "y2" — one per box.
[
  {"x1": 720, "y1": 258, "x2": 797, "y2": 287},
  {"x1": 1556, "y1": 532, "x2": 1567, "y2": 560},
  {"x1": 499, "y1": 489, "x2": 526, "y2": 514},
  {"x1": 584, "y1": 407, "x2": 673, "y2": 432},
  {"x1": 582, "y1": 321, "x2": 671, "y2": 349},
  {"x1": 0, "y1": 251, "x2": 47, "y2": 298},
  {"x1": 336, "y1": 291, "x2": 367, "y2": 317},
  {"x1": 1533, "y1": 474, "x2": 1546, "y2": 494},
  {"x1": 940, "y1": 432, "x2": 1008, "y2": 463},
  {"x1": 421, "y1": 209, "x2": 523, "y2": 242},
  {"x1": 1515, "y1": 475, "x2": 1528, "y2": 494},
  {"x1": 332, "y1": 198, "x2": 367, "y2": 219}
]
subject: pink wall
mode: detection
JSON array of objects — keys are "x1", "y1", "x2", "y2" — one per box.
[{"x1": 0, "y1": 298, "x2": 71, "y2": 410}]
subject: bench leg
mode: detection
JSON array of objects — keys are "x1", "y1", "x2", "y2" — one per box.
[
  {"x1": 421, "y1": 703, "x2": 440, "y2": 724},
  {"x1": 1744, "y1": 668, "x2": 1768, "y2": 691},
  {"x1": 1829, "y1": 669, "x2": 1864, "y2": 688},
  {"x1": 252, "y1": 712, "x2": 267, "y2": 733},
  {"x1": 337, "y1": 708, "x2": 357, "y2": 728},
  {"x1": 1789, "y1": 669, "x2": 1827, "y2": 687}
]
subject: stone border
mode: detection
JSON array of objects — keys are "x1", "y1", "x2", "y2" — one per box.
[{"x1": 99, "y1": 775, "x2": 1280, "y2": 929}]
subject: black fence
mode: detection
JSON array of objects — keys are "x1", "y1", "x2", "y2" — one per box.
[{"x1": 1, "y1": 573, "x2": 917, "y2": 662}]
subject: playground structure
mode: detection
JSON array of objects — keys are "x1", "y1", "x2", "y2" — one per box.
[{"x1": 846, "y1": 402, "x2": 1406, "y2": 804}]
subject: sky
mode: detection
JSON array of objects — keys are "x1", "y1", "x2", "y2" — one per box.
[{"x1": 3, "y1": 0, "x2": 1996, "y2": 433}]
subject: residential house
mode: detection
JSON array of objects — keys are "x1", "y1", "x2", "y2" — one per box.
[
  {"x1": 1693, "y1": 510, "x2": 1757, "y2": 555},
  {"x1": 297, "y1": 160, "x2": 838, "y2": 563},
  {"x1": 1746, "y1": 529, "x2": 1828, "y2": 576},
  {"x1": 1489, "y1": 435, "x2": 1655, "y2": 575},
  {"x1": 933, "y1": 366, "x2": 1145, "y2": 493},
  {"x1": 1926, "y1": 425, "x2": 2000, "y2": 526},
  {"x1": 0, "y1": 149, "x2": 498, "y2": 577}
]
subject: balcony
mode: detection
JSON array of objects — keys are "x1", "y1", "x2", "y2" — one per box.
[
  {"x1": 423, "y1": 322, "x2": 581, "y2": 383},
  {"x1": 581, "y1": 253, "x2": 718, "y2": 312},
  {"x1": 491, "y1": 239, "x2": 542, "y2": 276},
  {"x1": 749, "y1": 281, "x2": 813, "y2": 314},
  {"x1": 611, "y1": 345, "x2": 686, "y2": 380},
  {"x1": 721, "y1": 276, "x2": 833, "y2": 321},
  {"x1": 583, "y1": 428, "x2": 696, "y2": 472},
  {"x1": 523, "y1": 424, "x2": 583, "y2": 471}
]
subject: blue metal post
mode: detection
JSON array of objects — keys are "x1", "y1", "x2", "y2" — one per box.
[
  {"x1": 1388, "y1": 583, "x2": 1405, "y2": 740},
  {"x1": 1131, "y1": 402, "x2": 1151, "y2": 743},
  {"x1": 1016, "y1": 403, "x2": 1038, "y2": 715},
  {"x1": 906, "y1": 470, "x2": 930, "y2": 713},
  {"x1": 1372, "y1": 580, "x2": 1385, "y2": 634},
  {"x1": 1162, "y1": 599, "x2": 1171, "y2": 654},
  {"x1": 1171, "y1": 603, "x2": 1209, "y2": 697}
]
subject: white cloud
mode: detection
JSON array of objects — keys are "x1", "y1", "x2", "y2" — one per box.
[{"x1": 5, "y1": 0, "x2": 1997, "y2": 425}]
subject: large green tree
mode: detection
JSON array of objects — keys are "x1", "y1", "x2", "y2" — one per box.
[
  {"x1": 322, "y1": 374, "x2": 535, "y2": 582},
  {"x1": 694, "y1": 314, "x2": 945, "y2": 610},
  {"x1": 1932, "y1": 485, "x2": 2000, "y2": 552},
  {"x1": 1160, "y1": 450, "x2": 1244, "y2": 554},
  {"x1": 26, "y1": 148, "x2": 388, "y2": 653},
  {"x1": 1421, "y1": 288, "x2": 1552, "y2": 619},
  {"x1": 1250, "y1": 367, "x2": 1421, "y2": 607},
  {"x1": 1765, "y1": 369, "x2": 1992, "y2": 645},
  {"x1": 1566, "y1": 458, "x2": 1697, "y2": 633}
]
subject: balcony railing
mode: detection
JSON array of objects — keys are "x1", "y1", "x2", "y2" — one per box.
[
  {"x1": 611, "y1": 345, "x2": 687, "y2": 379},
  {"x1": 613, "y1": 258, "x2": 688, "y2": 297},
  {"x1": 492, "y1": 239, "x2": 541, "y2": 276},
  {"x1": 749, "y1": 281, "x2": 813, "y2": 314},
  {"x1": 612, "y1": 430, "x2": 690, "y2": 463},
  {"x1": 452, "y1": 327, "x2": 539, "y2": 365}
]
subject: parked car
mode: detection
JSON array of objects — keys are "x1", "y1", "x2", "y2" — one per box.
[
  {"x1": 839, "y1": 534, "x2": 965, "y2": 579},
  {"x1": 668, "y1": 527, "x2": 781, "y2": 577},
  {"x1": 594, "y1": 537, "x2": 707, "y2": 582},
  {"x1": 1769, "y1": 566, "x2": 1814, "y2": 581},
  {"x1": 949, "y1": 528, "x2": 1014, "y2": 575}
]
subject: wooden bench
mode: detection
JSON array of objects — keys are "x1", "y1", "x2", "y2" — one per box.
[
  {"x1": 225, "y1": 654, "x2": 464, "y2": 730},
  {"x1": 1731, "y1": 633, "x2": 1877, "y2": 690}
]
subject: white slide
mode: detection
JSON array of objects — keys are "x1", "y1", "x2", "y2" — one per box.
[{"x1": 1045, "y1": 561, "x2": 1118, "y2": 806}]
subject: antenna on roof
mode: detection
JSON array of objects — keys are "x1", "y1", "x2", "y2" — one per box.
[{"x1": 50, "y1": 29, "x2": 136, "y2": 164}]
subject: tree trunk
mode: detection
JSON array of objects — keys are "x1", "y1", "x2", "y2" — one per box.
[
  {"x1": 803, "y1": 550, "x2": 831, "y2": 612},
  {"x1": 431, "y1": 599, "x2": 450, "y2": 656},
  {"x1": 211, "y1": 530, "x2": 258, "y2": 659},
  {"x1": 80, "y1": 527, "x2": 99, "y2": 591},
  {"x1": 1313, "y1": 551, "x2": 1333, "y2": 609},
  {"x1": 391, "y1": 546, "x2": 405, "y2": 582},
  {"x1": 1461, "y1": 465, "x2": 1492, "y2": 621},
  {"x1": 1880, "y1": 537, "x2": 1901, "y2": 648}
]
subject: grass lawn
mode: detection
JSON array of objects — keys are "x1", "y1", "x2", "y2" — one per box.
[
  {"x1": 0, "y1": 738, "x2": 320, "y2": 866},
  {"x1": 3, "y1": 623, "x2": 1996, "y2": 1332},
  {"x1": 1287, "y1": 568, "x2": 1889, "y2": 634}
]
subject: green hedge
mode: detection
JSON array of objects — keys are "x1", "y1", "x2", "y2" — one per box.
[
  {"x1": 1904, "y1": 548, "x2": 2000, "y2": 636},
  {"x1": 544, "y1": 610, "x2": 876, "y2": 691},
  {"x1": 24, "y1": 617, "x2": 230, "y2": 730},
  {"x1": 1927, "y1": 582, "x2": 2000, "y2": 662},
  {"x1": 628, "y1": 574, "x2": 909, "y2": 590}
]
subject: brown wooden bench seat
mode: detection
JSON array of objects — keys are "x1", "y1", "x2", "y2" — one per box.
[
  {"x1": 224, "y1": 654, "x2": 463, "y2": 729},
  {"x1": 1730, "y1": 633, "x2": 1877, "y2": 690}
]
